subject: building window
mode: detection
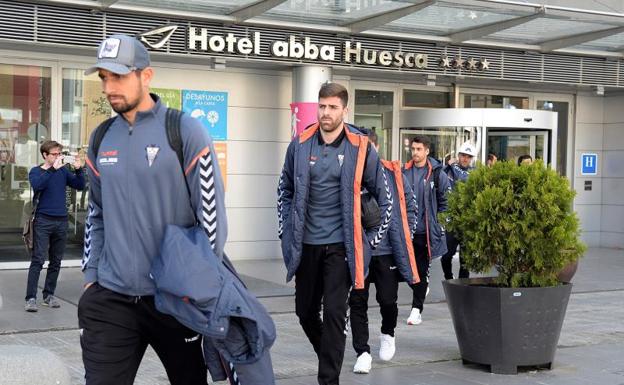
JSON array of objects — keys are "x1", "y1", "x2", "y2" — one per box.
[
  {"x1": 462, "y1": 94, "x2": 529, "y2": 109},
  {"x1": 354, "y1": 90, "x2": 394, "y2": 160},
  {"x1": 403, "y1": 89, "x2": 450, "y2": 108},
  {"x1": 61, "y1": 69, "x2": 109, "y2": 245},
  {"x1": 0, "y1": 64, "x2": 52, "y2": 262}
]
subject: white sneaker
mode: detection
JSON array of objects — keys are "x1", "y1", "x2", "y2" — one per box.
[
  {"x1": 353, "y1": 352, "x2": 372, "y2": 374},
  {"x1": 379, "y1": 333, "x2": 396, "y2": 361},
  {"x1": 406, "y1": 308, "x2": 422, "y2": 325}
]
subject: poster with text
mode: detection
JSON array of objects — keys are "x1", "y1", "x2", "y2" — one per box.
[
  {"x1": 152, "y1": 88, "x2": 181, "y2": 109},
  {"x1": 182, "y1": 90, "x2": 228, "y2": 140},
  {"x1": 214, "y1": 142, "x2": 227, "y2": 191}
]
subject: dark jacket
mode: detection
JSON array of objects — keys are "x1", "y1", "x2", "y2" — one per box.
[
  {"x1": 444, "y1": 163, "x2": 473, "y2": 189},
  {"x1": 29, "y1": 165, "x2": 86, "y2": 217},
  {"x1": 403, "y1": 157, "x2": 451, "y2": 259},
  {"x1": 374, "y1": 160, "x2": 420, "y2": 284},
  {"x1": 277, "y1": 123, "x2": 393, "y2": 289},
  {"x1": 151, "y1": 225, "x2": 275, "y2": 382}
]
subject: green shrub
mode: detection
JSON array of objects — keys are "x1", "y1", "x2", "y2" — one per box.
[{"x1": 440, "y1": 160, "x2": 586, "y2": 288}]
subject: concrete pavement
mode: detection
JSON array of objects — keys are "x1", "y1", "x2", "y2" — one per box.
[{"x1": 0, "y1": 248, "x2": 623, "y2": 384}]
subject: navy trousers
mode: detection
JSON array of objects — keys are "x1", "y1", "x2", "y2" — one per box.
[{"x1": 25, "y1": 214, "x2": 68, "y2": 300}]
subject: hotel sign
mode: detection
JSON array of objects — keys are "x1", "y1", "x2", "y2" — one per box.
[{"x1": 140, "y1": 25, "x2": 490, "y2": 72}]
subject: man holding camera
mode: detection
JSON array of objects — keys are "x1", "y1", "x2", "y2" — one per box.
[{"x1": 25, "y1": 140, "x2": 85, "y2": 312}]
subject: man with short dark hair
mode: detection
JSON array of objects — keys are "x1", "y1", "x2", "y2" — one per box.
[
  {"x1": 349, "y1": 129, "x2": 419, "y2": 374},
  {"x1": 277, "y1": 82, "x2": 392, "y2": 385},
  {"x1": 403, "y1": 135, "x2": 450, "y2": 326},
  {"x1": 25, "y1": 140, "x2": 85, "y2": 312},
  {"x1": 79, "y1": 34, "x2": 229, "y2": 385}
]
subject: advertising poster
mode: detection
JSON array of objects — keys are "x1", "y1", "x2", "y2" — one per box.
[
  {"x1": 182, "y1": 90, "x2": 228, "y2": 141},
  {"x1": 152, "y1": 88, "x2": 181, "y2": 109},
  {"x1": 213, "y1": 142, "x2": 227, "y2": 191},
  {"x1": 290, "y1": 102, "x2": 317, "y2": 139}
]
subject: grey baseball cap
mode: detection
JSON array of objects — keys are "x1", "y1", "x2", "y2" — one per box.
[{"x1": 85, "y1": 34, "x2": 150, "y2": 75}]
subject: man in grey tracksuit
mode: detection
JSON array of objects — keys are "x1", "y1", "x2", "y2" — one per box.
[{"x1": 79, "y1": 35, "x2": 230, "y2": 385}]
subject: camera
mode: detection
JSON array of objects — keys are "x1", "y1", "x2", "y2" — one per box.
[{"x1": 62, "y1": 154, "x2": 76, "y2": 165}]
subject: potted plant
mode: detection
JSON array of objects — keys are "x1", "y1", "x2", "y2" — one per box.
[{"x1": 439, "y1": 160, "x2": 586, "y2": 374}]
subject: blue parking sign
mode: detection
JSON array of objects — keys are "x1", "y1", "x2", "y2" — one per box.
[{"x1": 581, "y1": 153, "x2": 597, "y2": 175}]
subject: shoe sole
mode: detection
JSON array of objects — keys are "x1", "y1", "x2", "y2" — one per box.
[
  {"x1": 353, "y1": 368, "x2": 370, "y2": 374},
  {"x1": 41, "y1": 303, "x2": 60, "y2": 308},
  {"x1": 407, "y1": 320, "x2": 422, "y2": 325},
  {"x1": 25, "y1": 308, "x2": 38, "y2": 312}
]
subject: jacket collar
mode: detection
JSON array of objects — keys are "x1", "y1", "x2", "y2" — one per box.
[
  {"x1": 127, "y1": 93, "x2": 163, "y2": 123},
  {"x1": 316, "y1": 126, "x2": 346, "y2": 147}
]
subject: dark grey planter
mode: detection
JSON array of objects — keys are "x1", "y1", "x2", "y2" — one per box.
[{"x1": 442, "y1": 277, "x2": 572, "y2": 375}]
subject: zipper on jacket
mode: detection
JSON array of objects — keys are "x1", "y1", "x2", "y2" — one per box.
[{"x1": 128, "y1": 125, "x2": 133, "y2": 135}]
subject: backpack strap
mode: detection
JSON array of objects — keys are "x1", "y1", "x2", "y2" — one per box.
[
  {"x1": 91, "y1": 117, "x2": 116, "y2": 159},
  {"x1": 165, "y1": 108, "x2": 184, "y2": 169},
  {"x1": 433, "y1": 166, "x2": 442, "y2": 190}
]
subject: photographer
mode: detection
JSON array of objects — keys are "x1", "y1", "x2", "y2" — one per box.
[{"x1": 25, "y1": 140, "x2": 85, "y2": 312}]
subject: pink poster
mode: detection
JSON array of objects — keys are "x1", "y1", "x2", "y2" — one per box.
[{"x1": 290, "y1": 102, "x2": 318, "y2": 139}]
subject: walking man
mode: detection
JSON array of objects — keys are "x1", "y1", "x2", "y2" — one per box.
[
  {"x1": 25, "y1": 141, "x2": 85, "y2": 312},
  {"x1": 277, "y1": 82, "x2": 392, "y2": 385},
  {"x1": 350, "y1": 130, "x2": 419, "y2": 374},
  {"x1": 403, "y1": 135, "x2": 450, "y2": 325},
  {"x1": 441, "y1": 141, "x2": 476, "y2": 279},
  {"x1": 79, "y1": 34, "x2": 229, "y2": 384}
]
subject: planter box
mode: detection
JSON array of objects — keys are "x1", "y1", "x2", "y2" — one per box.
[{"x1": 442, "y1": 278, "x2": 572, "y2": 374}]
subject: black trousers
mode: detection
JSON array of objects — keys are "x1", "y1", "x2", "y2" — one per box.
[
  {"x1": 78, "y1": 283, "x2": 207, "y2": 385},
  {"x1": 295, "y1": 243, "x2": 351, "y2": 385},
  {"x1": 410, "y1": 234, "x2": 431, "y2": 312},
  {"x1": 25, "y1": 215, "x2": 68, "y2": 300},
  {"x1": 349, "y1": 254, "x2": 400, "y2": 356},
  {"x1": 441, "y1": 231, "x2": 469, "y2": 279}
]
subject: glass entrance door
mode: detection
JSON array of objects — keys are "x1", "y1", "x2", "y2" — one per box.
[
  {"x1": 399, "y1": 126, "x2": 479, "y2": 165},
  {"x1": 487, "y1": 130, "x2": 549, "y2": 165}
]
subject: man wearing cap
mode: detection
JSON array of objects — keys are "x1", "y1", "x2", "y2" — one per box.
[
  {"x1": 78, "y1": 34, "x2": 228, "y2": 384},
  {"x1": 441, "y1": 141, "x2": 476, "y2": 280}
]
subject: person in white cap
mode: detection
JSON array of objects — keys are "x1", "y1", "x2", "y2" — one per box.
[{"x1": 440, "y1": 141, "x2": 476, "y2": 280}]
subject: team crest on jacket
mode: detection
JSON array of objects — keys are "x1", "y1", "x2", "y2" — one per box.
[{"x1": 146, "y1": 145, "x2": 160, "y2": 167}]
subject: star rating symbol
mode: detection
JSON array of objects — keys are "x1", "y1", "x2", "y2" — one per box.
[
  {"x1": 479, "y1": 58, "x2": 490, "y2": 71},
  {"x1": 452, "y1": 56, "x2": 465, "y2": 69},
  {"x1": 438, "y1": 55, "x2": 491, "y2": 71},
  {"x1": 467, "y1": 57, "x2": 478, "y2": 70},
  {"x1": 439, "y1": 55, "x2": 451, "y2": 68}
]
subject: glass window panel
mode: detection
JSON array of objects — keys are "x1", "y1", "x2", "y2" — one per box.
[
  {"x1": 61, "y1": 69, "x2": 110, "y2": 245},
  {"x1": 259, "y1": 0, "x2": 411, "y2": 26},
  {"x1": 461, "y1": 94, "x2": 528, "y2": 109},
  {"x1": 354, "y1": 90, "x2": 393, "y2": 160},
  {"x1": 571, "y1": 31, "x2": 624, "y2": 52},
  {"x1": 488, "y1": 18, "x2": 610, "y2": 45},
  {"x1": 538, "y1": 100, "x2": 568, "y2": 176},
  {"x1": 399, "y1": 127, "x2": 479, "y2": 165},
  {"x1": 403, "y1": 89, "x2": 449, "y2": 108},
  {"x1": 380, "y1": 2, "x2": 528, "y2": 35},
  {"x1": 0, "y1": 64, "x2": 51, "y2": 262},
  {"x1": 116, "y1": 0, "x2": 259, "y2": 15}
]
